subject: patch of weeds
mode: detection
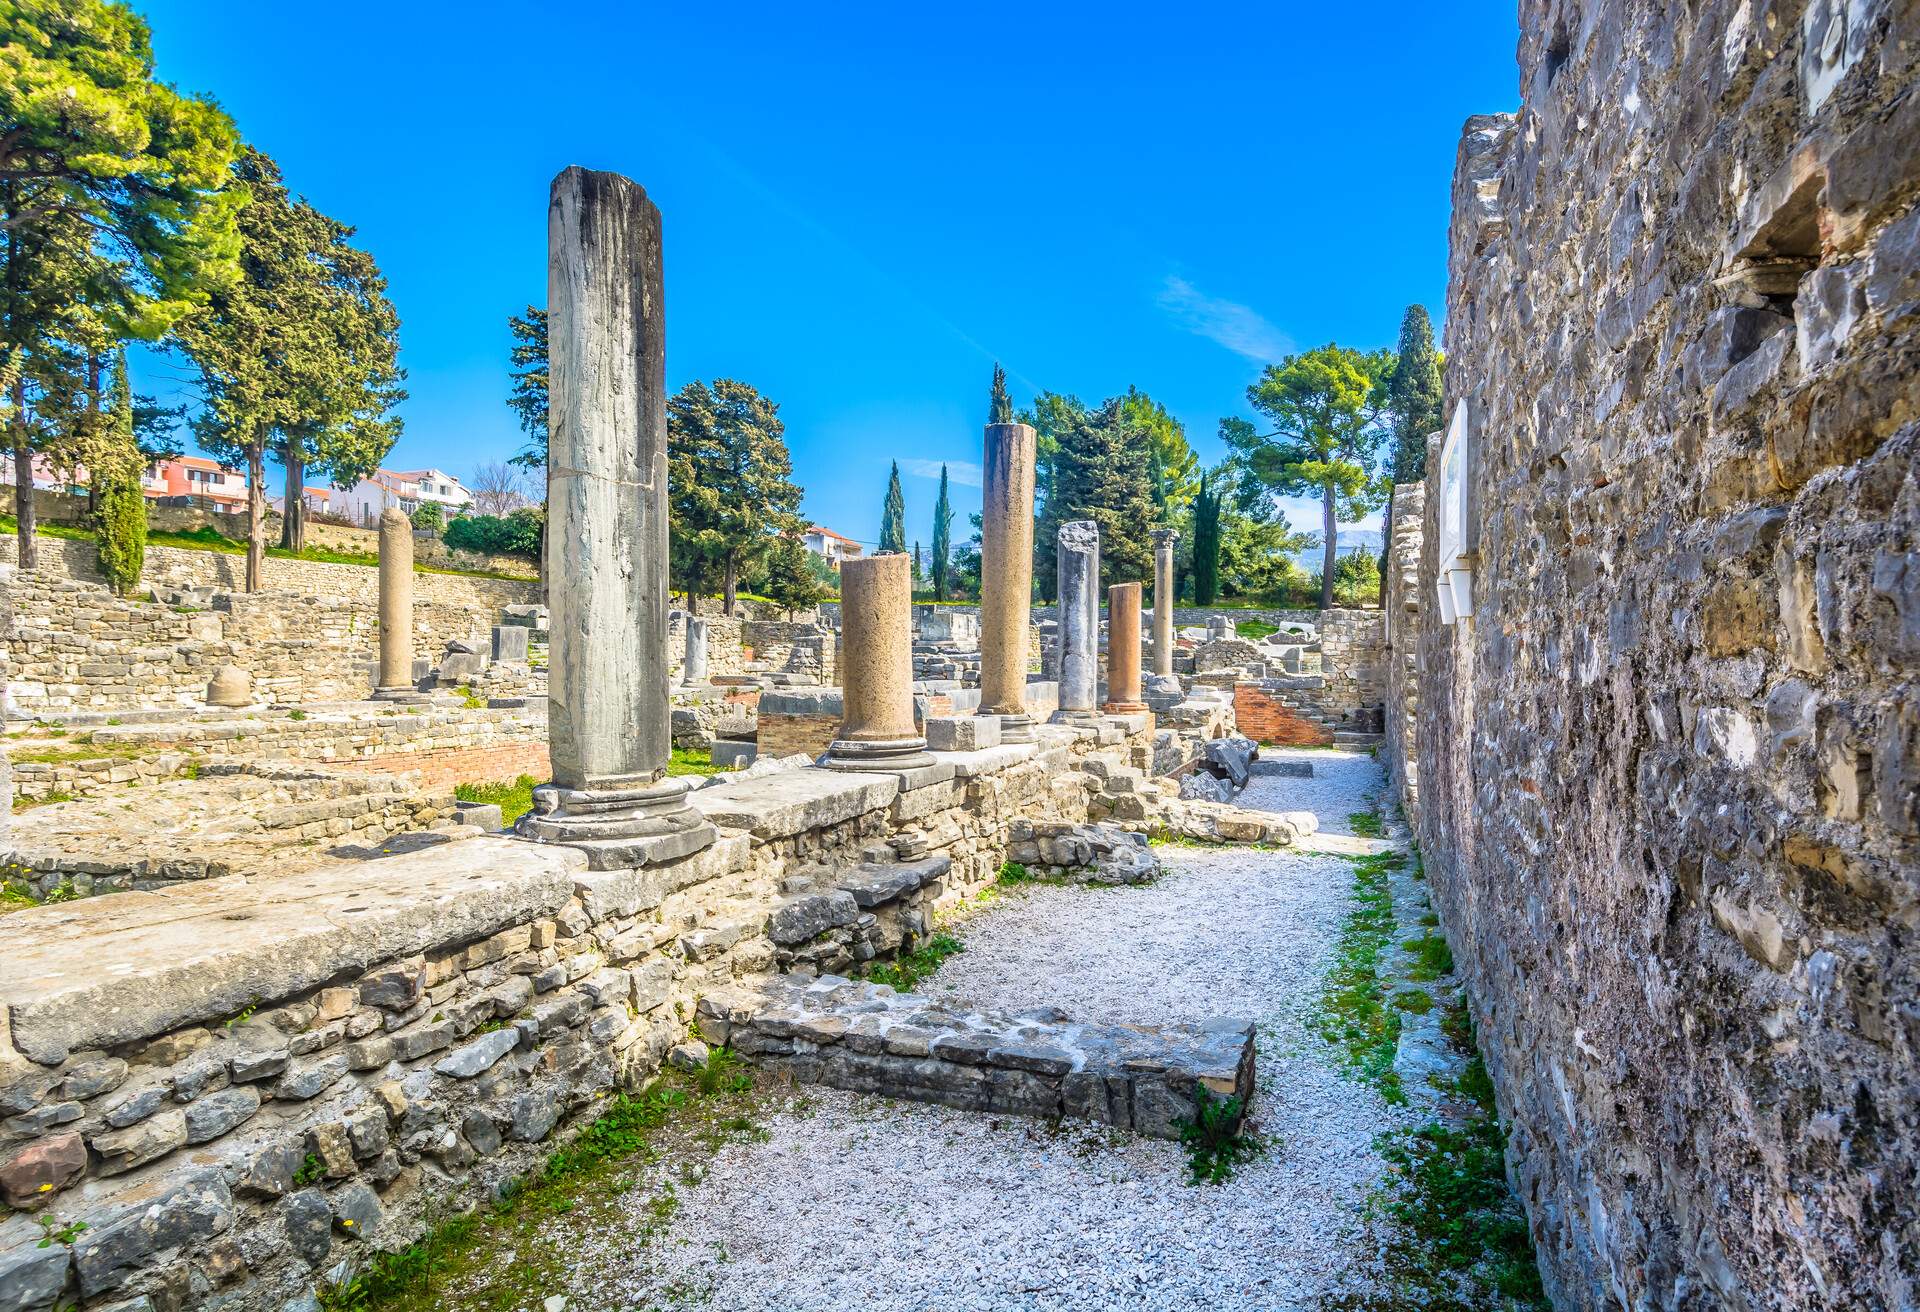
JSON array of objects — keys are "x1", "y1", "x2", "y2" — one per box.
[
  {"x1": 35, "y1": 1213, "x2": 88, "y2": 1247},
  {"x1": 287, "y1": 708, "x2": 308, "y2": 721},
  {"x1": 1406, "y1": 933, "x2": 1455, "y2": 982},
  {"x1": 456, "y1": 685, "x2": 487, "y2": 710},
  {"x1": 40, "y1": 879, "x2": 79, "y2": 904},
  {"x1": 666, "y1": 746, "x2": 721, "y2": 777},
  {"x1": 1176, "y1": 1085, "x2": 1268, "y2": 1184},
  {"x1": 1348, "y1": 811, "x2": 1384, "y2": 838},
  {"x1": 453, "y1": 774, "x2": 537, "y2": 826},
  {"x1": 292, "y1": 1153, "x2": 325, "y2": 1187},
  {"x1": 997, "y1": 860, "x2": 1033, "y2": 884},
  {"x1": 1313, "y1": 850, "x2": 1405, "y2": 1103},
  {"x1": 224, "y1": 999, "x2": 260, "y2": 1028},
  {"x1": 856, "y1": 931, "x2": 964, "y2": 991},
  {"x1": 1394, "y1": 988, "x2": 1435, "y2": 1015}
]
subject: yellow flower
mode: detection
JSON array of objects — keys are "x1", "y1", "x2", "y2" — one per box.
[{"x1": 341, "y1": 1219, "x2": 354, "y2": 1227}]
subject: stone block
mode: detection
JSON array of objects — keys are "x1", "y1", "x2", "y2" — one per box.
[{"x1": 926, "y1": 715, "x2": 1001, "y2": 752}]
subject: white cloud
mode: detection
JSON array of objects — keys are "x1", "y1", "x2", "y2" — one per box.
[
  {"x1": 1157, "y1": 275, "x2": 1292, "y2": 364},
  {"x1": 897, "y1": 457, "x2": 983, "y2": 487}
]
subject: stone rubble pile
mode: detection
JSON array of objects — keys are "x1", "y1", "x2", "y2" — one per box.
[{"x1": 1005, "y1": 820, "x2": 1158, "y2": 885}]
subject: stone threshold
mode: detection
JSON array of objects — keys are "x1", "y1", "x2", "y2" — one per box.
[{"x1": 697, "y1": 973, "x2": 1255, "y2": 1139}]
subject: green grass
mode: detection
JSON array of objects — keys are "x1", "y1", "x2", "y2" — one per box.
[
  {"x1": 1405, "y1": 933, "x2": 1455, "y2": 982},
  {"x1": 1312, "y1": 850, "x2": 1408, "y2": 1103},
  {"x1": 1235, "y1": 620, "x2": 1280, "y2": 640},
  {"x1": 318, "y1": 1051, "x2": 760, "y2": 1312},
  {"x1": 666, "y1": 746, "x2": 722, "y2": 777},
  {"x1": 453, "y1": 775, "x2": 536, "y2": 826},
  {"x1": 856, "y1": 932, "x2": 964, "y2": 991},
  {"x1": 1, "y1": 878, "x2": 41, "y2": 916},
  {"x1": 1348, "y1": 811, "x2": 1384, "y2": 838}
]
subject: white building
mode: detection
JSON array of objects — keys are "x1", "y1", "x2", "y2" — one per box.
[
  {"x1": 326, "y1": 467, "x2": 472, "y2": 527},
  {"x1": 802, "y1": 525, "x2": 863, "y2": 570}
]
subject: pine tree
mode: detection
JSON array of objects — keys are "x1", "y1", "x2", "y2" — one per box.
[
  {"x1": 988, "y1": 364, "x2": 1013, "y2": 425},
  {"x1": 930, "y1": 463, "x2": 954, "y2": 601},
  {"x1": 1191, "y1": 474, "x2": 1221, "y2": 606},
  {"x1": 666, "y1": 379, "x2": 804, "y2": 614},
  {"x1": 505, "y1": 306, "x2": 549, "y2": 470},
  {"x1": 93, "y1": 355, "x2": 146, "y2": 596},
  {"x1": 879, "y1": 461, "x2": 907, "y2": 554},
  {"x1": 1048, "y1": 395, "x2": 1156, "y2": 589},
  {"x1": 1387, "y1": 306, "x2": 1444, "y2": 481},
  {"x1": 762, "y1": 533, "x2": 829, "y2": 618}
]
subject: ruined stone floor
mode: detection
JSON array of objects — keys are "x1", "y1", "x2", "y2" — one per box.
[{"x1": 497, "y1": 750, "x2": 1407, "y2": 1311}]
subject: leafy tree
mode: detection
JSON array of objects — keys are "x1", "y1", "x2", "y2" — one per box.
[
  {"x1": 504, "y1": 306, "x2": 548, "y2": 471},
  {"x1": 1331, "y1": 546, "x2": 1383, "y2": 607},
  {"x1": 930, "y1": 462, "x2": 954, "y2": 601},
  {"x1": 878, "y1": 460, "x2": 906, "y2": 554},
  {"x1": 175, "y1": 148, "x2": 403, "y2": 587},
  {"x1": 947, "y1": 511, "x2": 984, "y2": 599},
  {"x1": 92, "y1": 354, "x2": 144, "y2": 593},
  {"x1": 1232, "y1": 345, "x2": 1393, "y2": 609},
  {"x1": 410, "y1": 501, "x2": 444, "y2": 532},
  {"x1": 1191, "y1": 474, "x2": 1221, "y2": 606},
  {"x1": 443, "y1": 508, "x2": 541, "y2": 559},
  {"x1": 2, "y1": 0, "x2": 243, "y2": 566},
  {"x1": 762, "y1": 532, "x2": 829, "y2": 618},
  {"x1": 1046, "y1": 395, "x2": 1155, "y2": 590},
  {"x1": 1387, "y1": 305, "x2": 1443, "y2": 482},
  {"x1": 988, "y1": 363, "x2": 1013, "y2": 425},
  {"x1": 1121, "y1": 387, "x2": 1199, "y2": 524},
  {"x1": 1209, "y1": 455, "x2": 1314, "y2": 602},
  {"x1": 666, "y1": 379, "x2": 803, "y2": 614}
]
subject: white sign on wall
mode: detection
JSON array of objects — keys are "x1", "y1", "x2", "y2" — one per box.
[{"x1": 1435, "y1": 399, "x2": 1474, "y2": 625}]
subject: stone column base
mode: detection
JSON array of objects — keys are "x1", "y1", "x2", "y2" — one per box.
[
  {"x1": 1103, "y1": 701, "x2": 1147, "y2": 716},
  {"x1": 517, "y1": 776, "x2": 717, "y2": 870},
  {"x1": 994, "y1": 713, "x2": 1036, "y2": 743},
  {"x1": 371, "y1": 687, "x2": 432, "y2": 704},
  {"x1": 1051, "y1": 708, "x2": 1103, "y2": 726},
  {"x1": 824, "y1": 735, "x2": 935, "y2": 772}
]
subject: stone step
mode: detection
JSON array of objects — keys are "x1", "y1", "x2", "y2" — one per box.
[
  {"x1": 698, "y1": 973, "x2": 1255, "y2": 1139},
  {"x1": 1332, "y1": 731, "x2": 1384, "y2": 746}
]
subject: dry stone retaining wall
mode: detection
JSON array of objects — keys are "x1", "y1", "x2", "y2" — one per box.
[
  {"x1": 1415, "y1": 4, "x2": 1919, "y2": 1309},
  {"x1": 1383, "y1": 484, "x2": 1424, "y2": 824},
  {"x1": 0, "y1": 726, "x2": 1155, "y2": 1312}
]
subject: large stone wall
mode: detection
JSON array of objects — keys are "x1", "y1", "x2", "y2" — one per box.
[
  {"x1": 0, "y1": 728, "x2": 1153, "y2": 1312},
  {"x1": 1417, "y1": 4, "x2": 1918, "y2": 1309},
  {"x1": 1382, "y1": 484, "x2": 1423, "y2": 823}
]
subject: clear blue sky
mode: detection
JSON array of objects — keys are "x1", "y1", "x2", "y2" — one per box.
[{"x1": 136, "y1": 1, "x2": 1519, "y2": 550}]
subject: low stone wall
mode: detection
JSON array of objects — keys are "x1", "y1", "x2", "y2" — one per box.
[
  {"x1": 1314, "y1": 608, "x2": 1385, "y2": 717},
  {"x1": 1382, "y1": 484, "x2": 1423, "y2": 823},
  {"x1": 0, "y1": 724, "x2": 1154, "y2": 1311},
  {"x1": 667, "y1": 613, "x2": 746, "y2": 682}
]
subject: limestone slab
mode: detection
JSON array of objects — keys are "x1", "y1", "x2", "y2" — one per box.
[{"x1": 686, "y1": 768, "x2": 900, "y2": 841}]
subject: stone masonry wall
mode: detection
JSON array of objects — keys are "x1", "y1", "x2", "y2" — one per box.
[
  {"x1": 0, "y1": 726, "x2": 1151, "y2": 1312},
  {"x1": 1417, "y1": 4, "x2": 1918, "y2": 1309},
  {"x1": 1313, "y1": 607, "x2": 1387, "y2": 717},
  {"x1": 1383, "y1": 483, "x2": 1424, "y2": 825}
]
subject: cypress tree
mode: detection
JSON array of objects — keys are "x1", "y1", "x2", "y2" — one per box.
[
  {"x1": 879, "y1": 461, "x2": 907, "y2": 554},
  {"x1": 988, "y1": 364, "x2": 1013, "y2": 425},
  {"x1": 930, "y1": 463, "x2": 953, "y2": 601},
  {"x1": 93, "y1": 355, "x2": 146, "y2": 596},
  {"x1": 1388, "y1": 305, "x2": 1444, "y2": 481},
  {"x1": 1192, "y1": 474, "x2": 1222, "y2": 606}
]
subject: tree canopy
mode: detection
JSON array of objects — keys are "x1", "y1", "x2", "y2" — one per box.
[
  {"x1": 878, "y1": 460, "x2": 906, "y2": 554},
  {"x1": 1387, "y1": 305, "x2": 1443, "y2": 482},
  {"x1": 505, "y1": 305, "x2": 548, "y2": 470},
  {"x1": 988, "y1": 363, "x2": 1013, "y2": 425},
  {"x1": 666, "y1": 378, "x2": 803, "y2": 614},
  {"x1": 1232, "y1": 344, "x2": 1393, "y2": 608}
]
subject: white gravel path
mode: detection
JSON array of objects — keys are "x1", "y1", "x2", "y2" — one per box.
[{"x1": 587, "y1": 749, "x2": 1395, "y2": 1312}]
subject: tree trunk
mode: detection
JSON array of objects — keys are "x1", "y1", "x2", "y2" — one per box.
[
  {"x1": 1321, "y1": 484, "x2": 1337, "y2": 610},
  {"x1": 280, "y1": 447, "x2": 305, "y2": 552},
  {"x1": 12, "y1": 380, "x2": 34, "y2": 572},
  {"x1": 245, "y1": 439, "x2": 266, "y2": 593},
  {"x1": 723, "y1": 551, "x2": 737, "y2": 616}
]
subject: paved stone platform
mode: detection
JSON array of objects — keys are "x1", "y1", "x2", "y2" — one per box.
[{"x1": 697, "y1": 973, "x2": 1255, "y2": 1138}]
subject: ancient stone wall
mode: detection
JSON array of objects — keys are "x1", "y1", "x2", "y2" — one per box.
[
  {"x1": 0, "y1": 729, "x2": 1149, "y2": 1311},
  {"x1": 1382, "y1": 483, "x2": 1424, "y2": 823},
  {"x1": 1313, "y1": 608, "x2": 1386, "y2": 716},
  {"x1": 1417, "y1": 4, "x2": 1918, "y2": 1308}
]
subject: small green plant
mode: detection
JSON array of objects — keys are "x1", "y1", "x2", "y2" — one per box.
[
  {"x1": 288, "y1": 709, "x2": 308, "y2": 721},
  {"x1": 1395, "y1": 988, "x2": 1436, "y2": 1015},
  {"x1": 35, "y1": 1213, "x2": 89, "y2": 1248},
  {"x1": 1406, "y1": 933, "x2": 1455, "y2": 982},
  {"x1": 692, "y1": 1046, "x2": 752, "y2": 1098},
  {"x1": 856, "y1": 932, "x2": 964, "y2": 991},
  {"x1": 224, "y1": 999, "x2": 260, "y2": 1028},
  {"x1": 997, "y1": 861, "x2": 1032, "y2": 884},
  {"x1": 1176, "y1": 1085, "x2": 1267, "y2": 1184},
  {"x1": 456, "y1": 685, "x2": 486, "y2": 710},
  {"x1": 1348, "y1": 811, "x2": 1384, "y2": 838},
  {"x1": 41, "y1": 879, "x2": 79, "y2": 904},
  {"x1": 292, "y1": 1153, "x2": 325, "y2": 1187}
]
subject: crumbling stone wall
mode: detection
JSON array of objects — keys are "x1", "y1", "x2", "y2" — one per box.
[
  {"x1": 1418, "y1": 3, "x2": 1918, "y2": 1309},
  {"x1": 1383, "y1": 484, "x2": 1424, "y2": 824},
  {"x1": 1313, "y1": 608, "x2": 1386, "y2": 717}
]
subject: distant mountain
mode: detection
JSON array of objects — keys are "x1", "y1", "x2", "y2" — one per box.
[{"x1": 1289, "y1": 526, "x2": 1383, "y2": 568}]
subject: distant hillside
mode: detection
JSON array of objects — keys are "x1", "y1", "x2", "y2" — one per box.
[{"x1": 1289, "y1": 526, "x2": 1383, "y2": 568}]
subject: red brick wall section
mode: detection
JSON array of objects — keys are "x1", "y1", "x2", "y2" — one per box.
[
  {"x1": 1233, "y1": 683, "x2": 1332, "y2": 747},
  {"x1": 756, "y1": 714, "x2": 837, "y2": 761},
  {"x1": 338, "y1": 742, "x2": 550, "y2": 790}
]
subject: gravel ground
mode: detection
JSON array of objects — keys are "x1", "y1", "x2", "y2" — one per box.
[{"x1": 582, "y1": 748, "x2": 1396, "y2": 1312}]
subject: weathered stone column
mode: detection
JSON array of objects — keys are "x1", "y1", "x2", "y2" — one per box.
[
  {"x1": 1104, "y1": 582, "x2": 1146, "y2": 714},
  {"x1": 827, "y1": 553, "x2": 932, "y2": 771},
  {"x1": 372, "y1": 506, "x2": 416, "y2": 698},
  {"x1": 519, "y1": 166, "x2": 715, "y2": 868},
  {"x1": 1052, "y1": 520, "x2": 1101, "y2": 723},
  {"x1": 979, "y1": 419, "x2": 1037, "y2": 741},
  {"x1": 682, "y1": 617, "x2": 709, "y2": 687},
  {"x1": 1151, "y1": 528, "x2": 1178, "y2": 677}
]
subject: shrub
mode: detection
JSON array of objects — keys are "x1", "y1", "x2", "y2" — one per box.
[
  {"x1": 444, "y1": 508, "x2": 543, "y2": 561},
  {"x1": 94, "y1": 473, "x2": 146, "y2": 596},
  {"x1": 410, "y1": 502, "x2": 445, "y2": 532}
]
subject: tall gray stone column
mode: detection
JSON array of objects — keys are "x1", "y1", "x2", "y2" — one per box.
[
  {"x1": 826, "y1": 553, "x2": 932, "y2": 772},
  {"x1": 1151, "y1": 528, "x2": 1178, "y2": 677},
  {"x1": 681, "y1": 617, "x2": 710, "y2": 687},
  {"x1": 372, "y1": 507, "x2": 418, "y2": 699},
  {"x1": 1104, "y1": 582, "x2": 1146, "y2": 714},
  {"x1": 518, "y1": 166, "x2": 715, "y2": 869},
  {"x1": 979, "y1": 420, "x2": 1037, "y2": 742},
  {"x1": 1052, "y1": 520, "x2": 1101, "y2": 723}
]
